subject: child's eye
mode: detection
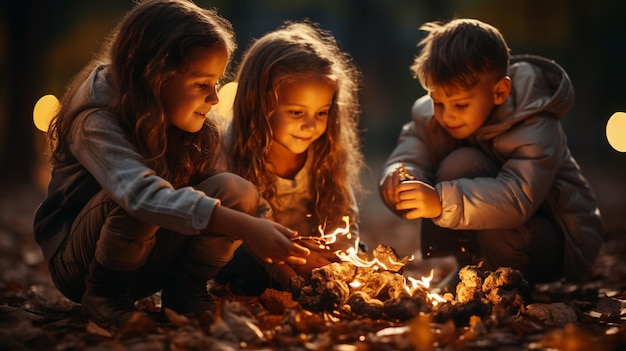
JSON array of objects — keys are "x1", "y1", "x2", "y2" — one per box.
[
  {"x1": 455, "y1": 103, "x2": 468, "y2": 109},
  {"x1": 196, "y1": 83, "x2": 209, "y2": 89},
  {"x1": 289, "y1": 110, "x2": 304, "y2": 117},
  {"x1": 316, "y1": 110, "x2": 329, "y2": 119}
]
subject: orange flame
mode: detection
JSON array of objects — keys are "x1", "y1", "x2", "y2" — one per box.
[{"x1": 314, "y1": 216, "x2": 446, "y2": 306}]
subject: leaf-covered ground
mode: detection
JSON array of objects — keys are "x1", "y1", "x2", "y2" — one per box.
[{"x1": 2, "y1": 183, "x2": 626, "y2": 351}]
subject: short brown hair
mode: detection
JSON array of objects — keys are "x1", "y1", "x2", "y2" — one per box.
[{"x1": 410, "y1": 18, "x2": 510, "y2": 94}]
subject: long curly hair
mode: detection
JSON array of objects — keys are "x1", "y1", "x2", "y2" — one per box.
[
  {"x1": 48, "y1": 0, "x2": 236, "y2": 187},
  {"x1": 228, "y1": 21, "x2": 364, "y2": 230}
]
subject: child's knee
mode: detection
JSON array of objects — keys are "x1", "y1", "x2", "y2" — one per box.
[
  {"x1": 197, "y1": 173, "x2": 260, "y2": 215},
  {"x1": 476, "y1": 228, "x2": 531, "y2": 276},
  {"x1": 436, "y1": 147, "x2": 499, "y2": 182}
]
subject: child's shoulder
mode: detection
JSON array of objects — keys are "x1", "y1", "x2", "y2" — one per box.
[{"x1": 411, "y1": 94, "x2": 434, "y2": 121}]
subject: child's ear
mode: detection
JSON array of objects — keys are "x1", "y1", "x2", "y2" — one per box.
[{"x1": 493, "y1": 76, "x2": 511, "y2": 105}]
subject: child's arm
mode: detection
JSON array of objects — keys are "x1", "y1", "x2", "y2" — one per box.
[
  {"x1": 69, "y1": 111, "x2": 219, "y2": 234},
  {"x1": 379, "y1": 124, "x2": 435, "y2": 217},
  {"x1": 207, "y1": 205, "x2": 310, "y2": 265},
  {"x1": 69, "y1": 107, "x2": 309, "y2": 266},
  {"x1": 70, "y1": 108, "x2": 303, "y2": 266},
  {"x1": 379, "y1": 96, "x2": 444, "y2": 218}
]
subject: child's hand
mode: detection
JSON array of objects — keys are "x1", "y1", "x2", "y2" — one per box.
[
  {"x1": 395, "y1": 180, "x2": 442, "y2": 219},
  {"x1": 379, "y1": 170, "x2": 402, "y2": 210},
  {"x1": 243, "y1": 218, "x2": 311, "y2": 266}
]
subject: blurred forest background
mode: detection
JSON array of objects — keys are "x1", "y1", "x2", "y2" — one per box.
[{"x1": 1, "y1": 0, "x2": 625, "y2": 254}]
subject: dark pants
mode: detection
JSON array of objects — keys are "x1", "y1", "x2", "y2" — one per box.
[
  {"x1": 422, "y1": 147, "x2": 564, "y2": 285},
  {"x1": 48, "y1": 173, "x2": 260, "y2": 303}
]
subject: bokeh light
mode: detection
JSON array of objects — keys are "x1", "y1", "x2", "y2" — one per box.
[
  {"x1": 606, "y1": 112, "x2": 626, "y2": 152},
  {"x1": 33, "y1": 95, "x2": 60, "y2": 132}
]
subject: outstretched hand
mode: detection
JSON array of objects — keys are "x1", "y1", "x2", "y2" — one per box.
[
  {"x1": 206, "y1": 206, "x2": 310, "y2": 266},
  {"x1": 241, "y1": 218, "x2": 310, "y2": 265}
]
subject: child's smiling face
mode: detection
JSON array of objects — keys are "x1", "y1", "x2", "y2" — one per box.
[
  {"x1": 269, "y1": 75, "x2": 334, "y2": 157},
  {"x1": 429, "y1": 74, "x2": 510, "y2": 139},
  {"x1": 161, "y1": 46, "x2": 228, "y2": 133}
]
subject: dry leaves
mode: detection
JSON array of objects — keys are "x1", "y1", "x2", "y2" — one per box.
[{"x1": 2, "y1": 185, "x2": 626, "y2": 350}]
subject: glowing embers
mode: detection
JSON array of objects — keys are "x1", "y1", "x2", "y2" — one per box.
[{"x1": 288, "y1": 215, "x2": 447, "y2": 320}]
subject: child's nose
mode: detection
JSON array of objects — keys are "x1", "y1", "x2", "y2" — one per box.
[
  {"x1": 301, "y1": 114, "x2": 316, "y2": 130},
  {"x1": 205, "y1": 87, "x2": 219, "y2": 105}
]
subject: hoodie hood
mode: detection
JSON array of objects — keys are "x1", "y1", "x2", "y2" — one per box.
[
  {"x1": 67, "y1": 65, "x2": 113, "y2": 117},
  {"x1": 477, "y1": 55, "x2": 575, "y2": 139}
]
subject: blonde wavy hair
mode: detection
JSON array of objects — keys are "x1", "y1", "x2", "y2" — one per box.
[{"x1": 228, "y1": 21, "x2": 364, "y2": 230}]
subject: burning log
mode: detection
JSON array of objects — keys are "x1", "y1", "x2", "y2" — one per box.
[
  {"x1": 455, "y1": 265, "x2": 485, "y2": 303},
  {"x1": 296, "y1": 261, "x2": 353, "y2": 312},
  {"x1": 482, "y1": 267, "x2": 528, "y2": 310},
  {"x1": 455, "y1": 265, "x2": 528, "y2": 309},
  {"x1": 345, "y1": 291, "x2": 385, "y2": 319},
  {"x1": 382, "y1": 292, "x2": 432, "y2": 321},
  {"x1": 370, "y1": 245, "x2": 411, "y2": 273},
  {"x1": 359, "y1": 270, "x2": 407, "y2": 301},
  {"x1": 295, "y1": 244, "x2": 440, "y2": 321},
  {"x1": 428, "y1": 265, "x2": 530, "y2": 327}
]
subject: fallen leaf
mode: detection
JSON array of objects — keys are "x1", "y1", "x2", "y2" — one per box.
[
  {"x1": 524, "y1": 302, "x2": 578, "y2": 327},
  {"x1": 164, "y1": 307, "x2": 190, "y2": 326},
  {"x1": 86, "y1": 320, "x2": 113, "y2": 338}
]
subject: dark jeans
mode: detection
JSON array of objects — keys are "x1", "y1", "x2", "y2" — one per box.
[
  {"x1": 48, "y1": 173, "x2": 261, "y2": 303},
  {"x1": 422, "y1": 147, "x2": 564, "y2": 285}
]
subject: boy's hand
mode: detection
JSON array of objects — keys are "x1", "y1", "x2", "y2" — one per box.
[
  {"x1": 395, "y1": 180, "x2": 442, "y2": 219},
  {"x1": 379, "y1": 170, "x2": 402, "y2": 210}
]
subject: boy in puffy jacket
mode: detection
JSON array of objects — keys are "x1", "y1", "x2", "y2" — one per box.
[{"x1": 379, "y1": 18, "x2": 603, "y2": 286}]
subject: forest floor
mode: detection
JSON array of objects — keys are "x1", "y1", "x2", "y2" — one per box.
[{"x1": 1, "y1": 156, "x2": 625, "y2": 350}]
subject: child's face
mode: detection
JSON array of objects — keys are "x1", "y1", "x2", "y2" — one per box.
[
  {"x1": 161, "y1": 46, "x2": 228, "y2": 133},
  {"x1": 269, "y1": 76, "x2": 334, "y2": 157},
  {"x1": 429, "y1": 75, "x2": 508, "y2": 139}
]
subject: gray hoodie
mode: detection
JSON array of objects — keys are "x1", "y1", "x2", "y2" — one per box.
[
  {"x1": 380, "y1": 55, "x2": 604, "y2": 282},
  {"x1": 34, "y1": 65, "x2": 220, "y2": 262}
]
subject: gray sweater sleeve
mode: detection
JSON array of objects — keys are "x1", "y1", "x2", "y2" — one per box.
[{"x1": 68, "y1": 110, "x2": 219, "y2": 234}]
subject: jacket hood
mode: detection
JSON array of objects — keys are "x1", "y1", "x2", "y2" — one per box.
[
  {"x1": 478, "y1": 55, "x2": 575, "y2": 139},
  {"x1": 68, "y1": 65, "x2": 113, "y2": 116}
]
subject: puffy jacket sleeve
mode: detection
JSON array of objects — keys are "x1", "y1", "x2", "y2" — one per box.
[{"x1": 434, "y1": 115, "x2": 563, "y2": 229}]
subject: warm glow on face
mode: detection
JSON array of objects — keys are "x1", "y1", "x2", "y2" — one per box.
[{"x1": 607, "y1": 112, "x2": 626, "y2": 152}]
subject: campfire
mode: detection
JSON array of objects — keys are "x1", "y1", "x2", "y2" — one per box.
[
  {"x1": 245, "y1": 238, "x2": 536, "y2": 350},
  {"x1": 259, "y1": 215, "x2": 529, "y2": 326}
]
